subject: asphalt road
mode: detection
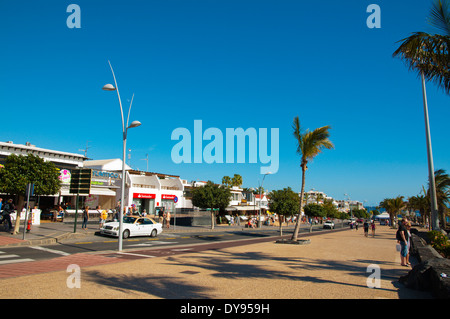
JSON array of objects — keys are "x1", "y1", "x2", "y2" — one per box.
[{"x1": 0, "y1": 223, "x2": 345, "y2": 265}]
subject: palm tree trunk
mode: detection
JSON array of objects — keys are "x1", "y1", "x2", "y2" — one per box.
[{"x1": 291, "y1": 165, "x2": 306, "y2": 241}]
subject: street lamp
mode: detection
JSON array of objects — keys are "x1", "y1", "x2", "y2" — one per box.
[
  {"x1": 258, "y1": 172, "x2": 271, "y2": 228},
  {"x1": 103, "y1": 60, "x2": 141, "y2": 251}
]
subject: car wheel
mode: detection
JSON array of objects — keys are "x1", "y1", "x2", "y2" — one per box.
[
  {"x1": 123, "y1": 229, "x2": 130, "y2": 239},
  {"x1": 151, "y1": 229, "x2": 157, "y2": 237}
]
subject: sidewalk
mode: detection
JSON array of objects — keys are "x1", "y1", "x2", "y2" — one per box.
[{"x1": 0, "y1": 224, "x2": 433, "y2": 299}]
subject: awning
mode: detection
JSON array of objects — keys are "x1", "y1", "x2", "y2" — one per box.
[
  {"x1": 89, "y1": 187, "x2": 116, "y2": 196},
  {"x1": 59, "y1": 187, "x2": 116, "y2": 197}
]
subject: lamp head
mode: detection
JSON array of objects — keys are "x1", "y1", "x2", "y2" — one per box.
[
  {"x1": 128, "y1": 120, "x2": 141, "y2": 129},
  {"x1": 102, "y1": 84, "x2": 116, "y2": 91}
]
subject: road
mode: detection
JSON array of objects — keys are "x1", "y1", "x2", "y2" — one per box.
[{"x1": 0, "y1": 223, "x2": 346, "y2": 266}]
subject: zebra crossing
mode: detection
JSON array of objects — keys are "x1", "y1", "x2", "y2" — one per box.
[{"x1": 0, "y1": 250, "x2": 34, "y2": 265}]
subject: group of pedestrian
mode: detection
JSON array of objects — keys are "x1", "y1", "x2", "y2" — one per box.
[
  {"x1": 363, "y1": 220, "x2": 376, "y2": 237},
  {"x1": 396, "y1": 217, "x2": 412, "y2": 267}
]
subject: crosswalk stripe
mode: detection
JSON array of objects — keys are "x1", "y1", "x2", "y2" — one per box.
[
  {"x1": 0, "y1": 254, "x2": 20, "y2": 259},
  {"x1": 0, "y1": 258, "x2": 34, "y2": 265},
  {"x1": 29, "y1": 246, "x2": 70, "y2": 256}
]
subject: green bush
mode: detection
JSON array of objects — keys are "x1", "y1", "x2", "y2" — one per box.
[{"x1": 428, "y1": 230, "x2": 450, "y2": 258}]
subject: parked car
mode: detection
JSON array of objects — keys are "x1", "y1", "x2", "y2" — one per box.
[
  {"x1": 100, "y1": 216, "x2": 163, "y2": 239},
  {"x1": 323, "y1": 220, "x2": 335, "y2": 229}
]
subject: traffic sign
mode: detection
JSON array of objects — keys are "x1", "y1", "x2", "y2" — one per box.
[
  {"x1": 174, "y1": 196, "x2": 178, "y2": 203},
  {"x1": 69, "y1": 169, "x2": 92, "y2": 194}
]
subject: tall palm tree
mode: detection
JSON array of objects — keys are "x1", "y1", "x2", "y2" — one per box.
[
  {"x1": 393, "y1": 0, "x2": 450, "y2": 94},
  {"x1": 291, "y1": 116, "x2": 334, "y2": 241},
  {"x1": 393, "y1": 0, "x2": 449, "y2": 230}
]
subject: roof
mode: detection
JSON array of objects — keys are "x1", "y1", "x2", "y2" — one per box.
[
  {"x1": 83, "y1": 159, "x2": 131, "y2": 171},
  {"x1": 0, "y1": 141, "x2": 86, "y2": 159}
]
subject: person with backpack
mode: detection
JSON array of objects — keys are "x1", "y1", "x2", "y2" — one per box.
[
  {"x1": 2, "y1": 199, "x2": 15, "y2": 233},
  {"x1": 396, "y1": 218, "x2": 409, "y2": 267}
]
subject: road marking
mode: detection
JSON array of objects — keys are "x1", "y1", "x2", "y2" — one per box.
[
  {"x1": 0, "y1": 258, "x2": 34, "y2": 265},
  {"x1": 29, "y1": 246, "x2": 70, "y2": 256},
  {"x1": 171, "y1": 248, "x2": 192, "y2": 252},
  {"x1": 0, "y1": 254, "x2": 20, "y2": 259},
  {"x1": 128, "y1": 241, "x2": 176, "y2": 247},
  {"x1": 117, "y1": 252, "x2": 155, "y2": 258}
]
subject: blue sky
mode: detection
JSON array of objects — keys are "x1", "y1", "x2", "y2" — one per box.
[{"x1": 0, "y1": 0, "x2": 448, "y2": 206}]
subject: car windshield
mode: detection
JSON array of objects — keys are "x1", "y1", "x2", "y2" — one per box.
[{"x1": 123, "y1": 217, "x2": 138, "y2": 224}]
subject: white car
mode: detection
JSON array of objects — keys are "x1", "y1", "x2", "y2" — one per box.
[
  {"x1": 323, "y1": 220, "x2": 335, "y2": 229},
  {"x1": 100, "y1": 216, "x2": 163, "y2": 239}
]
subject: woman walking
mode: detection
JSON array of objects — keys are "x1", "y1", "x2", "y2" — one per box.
[{"x1": 82, "y1": 206, "x2": 89, "y2": 230}]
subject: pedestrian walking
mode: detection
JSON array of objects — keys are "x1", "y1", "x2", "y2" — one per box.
[
  {"x1": 166, "y1": 211, "x2": 171, "y2": 228},
  {"x1": 371, "y1": 221, "x2": 376, "y2": 237},
  {"x1": 2, "y1": 199, "x2": 14, "y2": 233},
  {"x1": 405, "y1": 221, "x2": 412, "y2": 266},
  {"x1": 82, "y1": 206, "x2": 89, "y2": 230},
  {"x1": 96, "y1": 206, "x2": 103, "y2": 229},
  {"x1": 363, "y1": 220, "x2": 369, "y2": 237}
]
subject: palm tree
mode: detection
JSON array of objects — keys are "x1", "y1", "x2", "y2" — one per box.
[
  {"x1": 393, "y1": 0, "x2": 449, "y2": 230},
  {"x1": 379, "y1": 196, "x2": 406, "y2": 228},
  {"x1": 431, "y1": 169, "x2": 450, "y2": 228},
  {"x1": 393, "y1": 0, "x2": 450, "y2": 94},
  {"x1": 291, "y1": 116, "x2": 334, "y2": 241},
  {"x1": 409, "y1": 194, "x2": 431, "y2": 229},
  {"x1": 231, "y1": 174, "x2": 243, "y2": 188},
  {"x1": 222, "y1": 176, "x2": 231, "y2": 187}
]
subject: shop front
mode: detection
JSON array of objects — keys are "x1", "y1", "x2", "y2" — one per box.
[
  {"x1": 132, "y1": 192, "x2": 156, "y2": 216},
  {"x1": 161, "y1": 194, "x2": 177, "y2": 216}
]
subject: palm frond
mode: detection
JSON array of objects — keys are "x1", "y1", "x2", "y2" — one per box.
[
  {"x1": 428, "y1": 0, "x2": 450, "y2": 36},
  {"x1": 393, "y1": 32, "x2": 450, "y2": 94}
]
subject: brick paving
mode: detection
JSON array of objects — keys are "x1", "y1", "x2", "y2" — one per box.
[{"x1": 0, "y1": 253, "x2": 122, "y2": 279}]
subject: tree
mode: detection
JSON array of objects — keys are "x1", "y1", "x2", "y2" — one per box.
[
  {"x1": 222, "y1": 176, "x2": 232, "y2": 187},
  {"x1": 322, "y1": 199, "x2": 340, "y2": 219},
  {"x1": 0, "y1": 154, "x2": 61, "y2": 234},
  {"x1": 303, "y1": 203, "x2": 325, "y2": 233},
  {"x1": 379, "y1": 196, "x2": 405, "y2": 228},
  {"x1": 291, "y1": 116, "x2": 334, "y2": 241},
  {"x1": 408, "y1": 194, "x2": 430, "y2": 227},
  {"x1": 431, "y1": 169, "x2": 450, "y2": 228},
  {"x1": 393, "y1": 0, "x2": 450, "y2": 94},
  {"x1": 231, "y1": 174, "x2": 243, "y2": 188},
  {"x1": 268, "y1": 187, "x2": 300, "y2": 235},
  {"x1": 191, "y1": 181, "x2": 231, "y2": 230}
]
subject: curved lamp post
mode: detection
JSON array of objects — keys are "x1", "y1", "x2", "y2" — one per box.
[{"x1": 103, "y1": 60, "x2": 141, "y2": 251}]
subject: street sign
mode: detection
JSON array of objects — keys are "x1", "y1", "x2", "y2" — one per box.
[{"x1": 69, "y1": 169, "x2": 92, "y2": 194}]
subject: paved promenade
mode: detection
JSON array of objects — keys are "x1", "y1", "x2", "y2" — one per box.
[{"x1": 0, "y1": 222, "x2": 433, "y2": 299}]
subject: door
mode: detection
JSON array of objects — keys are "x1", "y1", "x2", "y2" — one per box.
[{"x1": 140, "y1": 218, "x2": 155, "y2": 236}]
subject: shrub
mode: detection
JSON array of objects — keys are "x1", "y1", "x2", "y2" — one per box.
[{"x1": 428, "y1": 230, "x2": 450, "y2": 258}]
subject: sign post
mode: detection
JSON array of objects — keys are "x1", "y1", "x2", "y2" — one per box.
[{"x1": 69, "y1": 169, "x2": 92, "y2": 232}]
